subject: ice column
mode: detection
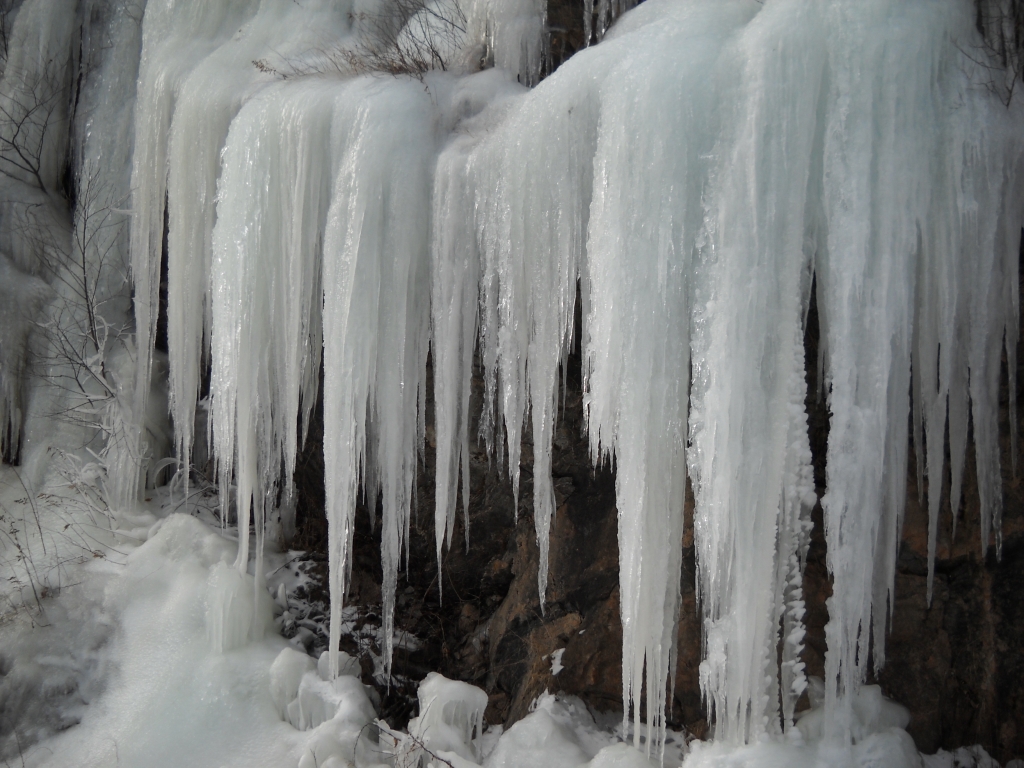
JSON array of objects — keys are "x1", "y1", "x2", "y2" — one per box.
[
  {"x1": 166, "y1": 0, "x2": 350, "y2": 530},
  {"x1": 687, "y1": 0, "x2": 822, "y2": 742},
  {"x1": 322, "y1": 78, "x2": 435, "y2": 679},
  {"x1": 130, "y1": 0, "x2": 258, "y2": 509}
]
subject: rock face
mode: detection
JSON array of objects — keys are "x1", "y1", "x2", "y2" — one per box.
[{"x1": 870, "y1": 442, "x2": 1024, "y2": 757}]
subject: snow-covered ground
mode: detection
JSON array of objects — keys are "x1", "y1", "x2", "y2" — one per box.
[
  {"x1": 0, "y1": 468, "x2": 1010, "y2": 768},
  {"x1": 0, "y1": 468, "x2": 677, "y2": 768}
]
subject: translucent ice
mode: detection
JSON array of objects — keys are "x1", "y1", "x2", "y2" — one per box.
[
  {"x1": 409, "y1": 672, "x2": 489, "y2": 763},
  {"x1": 111, "y1": 0, "x2": 1024, "y2": 751}
]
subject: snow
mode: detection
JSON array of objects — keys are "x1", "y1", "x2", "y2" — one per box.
[
  {"x1": 550, "y1": 647, "x2": 565, "y2": 676},
  {"x1": 923, "y1": 746, "x2": 1004, "y2": 768},
  {"x1": 0, "y1": 0, "x2": 1021, "y2": 766},
  {"x1": 484, "y1": 704, "x2": 592, "y2": 768},
  {"x1": 9, "y1": 513, "x2": 301, "y2": 768}
]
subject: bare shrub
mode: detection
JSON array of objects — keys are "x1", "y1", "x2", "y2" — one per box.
[
  {"x1": 255, "y1": 0, "x2": 468, "y2": 79},
  {"x1": 968, "y1": 0, "x2": 1024, "y2": 104},
  {"x1": 0, "y1": 52, "x2": 73, "y2": 196}
]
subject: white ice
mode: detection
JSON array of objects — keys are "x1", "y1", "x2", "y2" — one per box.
[{"x1": 1, "y1": 0, "x2": 1021, "y2": 765}]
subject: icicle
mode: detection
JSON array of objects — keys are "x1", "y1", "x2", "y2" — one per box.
[
  {"x1": 130, "y1": 0, "x2": 258, "y2": 511},
  {"x1": 429, "y1": 71, "x2": 528, "y2": 566},
  {"x1": 166, "y1": 0, "x2": 349, "y2": 536},
  {"x1": 464, "y1": 0, "x2": 546, "y2": 85},
  {"x1": 816, "y1": 0, "x2": 954, "y2": 741},
  {"x1": 958, "y1": 89, "x2": 1023, "y2": 562},
  {"x1": 583, "y1": 0, "x2": 594, "y2": 48},
  {"x1": 470, "y1": 57, "x2": 600, "y2": 611},
  {"x1": 688, "y1": 0, "x2": 824, "y2": 742},
  {"x1": 584, "y1": 1, "x2": 741, "y2": 752},
  {"x1": 210, "y1": 77, "x2": 339, "y2": 582},
  {"x1": 583, "y1": 0, "x2": 635, "y2": 46},
  {"x1": 322, "y1": 77, "x2": 435, "y2": 680},
  {"x1": 431, "y1": 129, "x2": 482, "y2": 571}
]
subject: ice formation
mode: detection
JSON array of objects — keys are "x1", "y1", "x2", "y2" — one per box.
[
  {"x1": 407, "y1": 672, "x2": 489, "y2": 762},
  {"x1": 0, "y1": 0, "x2": 1021, "y2": 759}
]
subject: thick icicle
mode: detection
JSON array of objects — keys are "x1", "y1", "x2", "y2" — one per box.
[
  {"x1": 130, "y1": 0, "x2": 258, "y2": 510},
  {"x1": 322, "y1": 78, "x2": 435, "y2": 679},
  {"x1": 687, "y1": 0, "x2": 823, "y2": 742},
  {"x1": 913, "y1": 73, "x2": 1023, "y2": 602},
  {"x1": 166, "y1": 1, "x2": 350, "y2": 536},
  {"x1": 477, "y1": 68, "x2": 595, "y2": 611},
  {"x1": 585, "y1": 1, "x2": 748, "y2": 753},
  {"x1": 958, "y1": 91, "x2": 1023, "y2": 563},
  {"x1": 430, "y1": 71, "x2": 525, "y2": 568},
  {"x1": 209, "y1": 79, "x2": 337, "y2": 604},
  {"x1": 817, "y1": 0, "x2": 959, "y2": 739},
  {"x1": 431, "y1": 128, "x2": 482, "y2": 568}
]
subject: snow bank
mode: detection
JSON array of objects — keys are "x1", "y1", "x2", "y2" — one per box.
[{"x1": 6, "y1": 511, "x2": 380, "y2": 768}]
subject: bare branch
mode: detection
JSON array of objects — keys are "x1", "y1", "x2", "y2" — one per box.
[
  {"x1": 255, "y1": 0, "x2": 468, "y2": 80},
  {"x1": 966, "y1": 0, "x2": 1024, "y2": 105}
]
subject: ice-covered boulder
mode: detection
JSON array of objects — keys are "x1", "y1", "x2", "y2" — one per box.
[
  {"x1": 269, "y1": 647, "x2": 316, "y2": 719},
  {"x1": 408, "y1": 672, "x2": 488, "y2": 763},
  {"x1": 286, "y1": 672, "x2": 376, "y2": 732}
]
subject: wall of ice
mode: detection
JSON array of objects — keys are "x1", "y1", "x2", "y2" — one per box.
[{"x1": 0, "y1": 0, "x2": 1021, "y2": 754}]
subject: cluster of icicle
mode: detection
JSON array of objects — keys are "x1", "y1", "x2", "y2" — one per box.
[
  {"x1": 0, "y1": 0, "x2": 144, "y2": 494},
  {"x1": 118, "y1": 0, "x2": 1021, "y2": 757}
]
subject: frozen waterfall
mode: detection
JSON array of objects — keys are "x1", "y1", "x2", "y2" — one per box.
[{"x1": 0, "y1": 0, "x2": 1020, "y2": 755}]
